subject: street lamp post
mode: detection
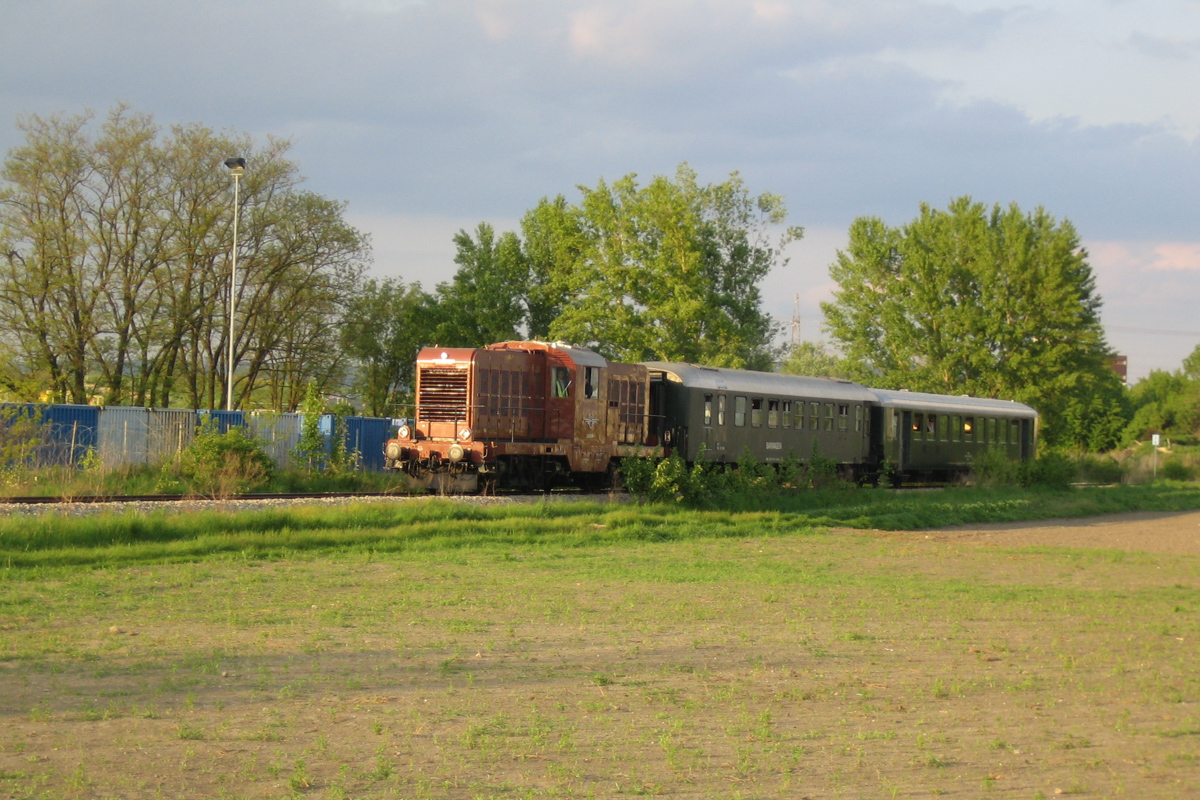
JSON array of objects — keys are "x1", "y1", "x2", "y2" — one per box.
[{"x1": 224, "y1": 157, "x2": 246, "y2": 411}]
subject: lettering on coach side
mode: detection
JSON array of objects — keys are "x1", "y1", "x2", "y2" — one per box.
[{"x1": 765, "y1": 442, "x2": 782, "y2": 450}]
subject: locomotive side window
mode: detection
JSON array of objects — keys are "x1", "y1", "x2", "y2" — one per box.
[
  {"x1": 824, "y1": 403, "x2": 834, "y2": 431},
  {"x1": 584, "y1": 367, "x2": 599, "y2": 399},
  {"x1": 751, "y1": 398, "x2": 763, "y2": 428},
  {"x1": 704, "y1": 394, "x2": 713, "y2": 427},
  {"x1": 767, "y1": 399, "x2": 779, "y2": 429},
  {"x1": 782, "y1": 400, "x2": 791, "y2": 429},
  {"x1": 553, "y1": 367, "x2": 571, "y2": 398},
  {"x1": 718, "y1": 394, "x2": 726, "y2": 425},
  {"x1": 734, "y1": 396, "x2": 746, "y2": 427},
  {"x1": 912, "y1": 413, "x2": 924, "y2": 440},
  {"x1": 809, "y1": 402, "x2": 819, "y2": 430}
]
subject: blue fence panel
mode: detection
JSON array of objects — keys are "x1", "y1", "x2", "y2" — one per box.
[
  {"x1": 197, "y1": 410, "x2": 247, "y2": 433},
  {"x1": 0, "y1": 404, "x2": 99, "y2": 467},
  {"x1": 316, "y1": 415, "x2": 392, "y2": 471}
]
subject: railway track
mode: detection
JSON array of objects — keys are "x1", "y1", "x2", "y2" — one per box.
[{"x1": 0, "y1": 491, "x2": 415, "y2": 505}]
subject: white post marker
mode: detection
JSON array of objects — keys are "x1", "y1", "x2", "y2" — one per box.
[{"x1": 1152, "y1": 433, "x2": 1161, "y2": 479}]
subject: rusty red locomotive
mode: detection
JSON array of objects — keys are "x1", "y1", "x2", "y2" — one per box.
[{"x1": 383, "y1": 341, "x2": 659, "y2": 491}]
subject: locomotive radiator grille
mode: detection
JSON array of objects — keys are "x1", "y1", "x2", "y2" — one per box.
[{"x1": 418, "y1": 368, "x2": 469, "y2": 422}]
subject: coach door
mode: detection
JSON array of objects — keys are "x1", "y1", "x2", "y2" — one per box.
[{"x1": 702, "y1": 392, "x2": 728, "y2": 460}]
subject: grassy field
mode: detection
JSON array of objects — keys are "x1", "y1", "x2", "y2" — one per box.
[{"x1": 1, "y1": 486, "x2": 1200, "y2": 798}]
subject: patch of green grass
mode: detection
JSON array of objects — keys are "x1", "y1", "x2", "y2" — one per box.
[{"x1": 2, "y1": 484, "x2": 1199, "y2": 571}]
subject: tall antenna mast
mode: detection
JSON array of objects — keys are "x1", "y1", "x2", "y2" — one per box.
[{"x1": 791, "y1": 294, "x2": 801, "y2": 347}]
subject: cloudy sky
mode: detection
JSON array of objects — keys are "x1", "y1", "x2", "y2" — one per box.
[{"x1": 3, "y1": 0, "x2": 1199, "y2": 380}]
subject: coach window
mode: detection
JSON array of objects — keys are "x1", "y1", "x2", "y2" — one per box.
[
  {"x1": 768, "y1": 399, "x2": 780, "y2": 428},
  {"x1": 718, "y1": 395, "x2": 726, "y2": 426},
  {"x1": 734, "y1": 396, "x2": 747, "y2": 427},
  {"x1": 751, "y1": 398, "x2": 763, "y2": 427},
  {"x1": 912, "y1": 413, "x2": 924, "y2": 441},
  {"x1": 963, "y1": 416, "x2": 974, "y2": 443},
  {"x1": 809, "y1": 402, "x2": 819, "y2": 430},
  {"x1": 987, "y1": 418, "x2": 996, "y2": 444},
  {"x1": 1011, "y1": 420, "x2": 1020, "y2": 443},
  {"x1": 552, "y1": 367, "x2": 571, "y2": 398},
  {"x1": 703, "y1": 394, "x2": 713, "y2": 427},
  {"x1": 838, "y1": 404, "x2": 849, "y2": 432},
  {"x1": 824, "y1": 403, "x2": 834, "y2": 431},
  {"x1": 952, "y1": 415, "x2": 961, "y2": 442},
  {"x1": 855, "y1": 404, "x2": 862, "y2": 432},
  {"x1": 925, "y1": 414, "x2": 936, "y2": 438},
  {"x1": 999, "y1": 418, "x2": 1008, "y2": 444},
  {"x1": 782, "y1": 400, "x2": 791, "y2": 429},
  {"x1": 936, "y1": 414, "x2": 946, "y2": 441},
  {"x1": 584, "y1": 367, "x2": 599, "y2": 399}
]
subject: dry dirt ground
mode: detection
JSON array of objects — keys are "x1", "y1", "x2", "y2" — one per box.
[
  {"x1": 894, "y1": 509, "x2": 1200, "y2": 556},
  {"x1": 1, "y1": 510, "x2": 1199, "y2": 799}
]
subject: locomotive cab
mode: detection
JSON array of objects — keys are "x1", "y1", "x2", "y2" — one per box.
[{"x1": 385, "y1": 341, "x2": 658, "y2": 492}]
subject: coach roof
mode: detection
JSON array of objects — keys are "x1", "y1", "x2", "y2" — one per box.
[
  {"x1": 869, "y1": 388, "x2": 1038, "y2": 419},
  {"x1": 643, "y1": 362, "x2": 878, "y2": 403}
]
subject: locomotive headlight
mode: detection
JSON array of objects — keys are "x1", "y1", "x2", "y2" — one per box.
[
  {"x1": 397, "y1": 425, "x2": 411, "y2": 440},
  {"x1": 385, "y1": 441, "x2": 403, "y2": 460},
  {"x1": 448, "y1": 443, "x2": 465, "y2": 463},
  {"x1": 458, "y1": 427, "x2": 472, "y2": 441}
]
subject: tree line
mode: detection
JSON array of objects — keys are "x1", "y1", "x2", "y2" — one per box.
[{"x1": 2, "y1": 105, "x2": 1194, "y2": 452}]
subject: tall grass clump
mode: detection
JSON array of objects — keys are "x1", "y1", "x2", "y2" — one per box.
[{"x1": 619, "y1": 442, "x2": 849, "y2": 508}]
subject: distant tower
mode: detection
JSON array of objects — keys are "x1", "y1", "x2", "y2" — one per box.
[{"x1": 791, "y1": 294, "x2": 801, "y2": 348}]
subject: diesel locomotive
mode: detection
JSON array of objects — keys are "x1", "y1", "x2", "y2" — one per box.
[{"x1": 383, "y1": 340, "x2": 1038, "y2": 491}]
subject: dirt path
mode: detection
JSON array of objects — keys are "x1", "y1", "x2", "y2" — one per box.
[{"x1": 893, "y1": 509, "x2": 1200, "y2": 555}]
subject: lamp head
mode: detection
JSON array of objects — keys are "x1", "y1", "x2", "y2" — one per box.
[{"x1": 224, "y1": 157, "x2": 246, "y2": 174}]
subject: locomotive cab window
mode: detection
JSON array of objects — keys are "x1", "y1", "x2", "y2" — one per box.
[
  {"x1": 751, "y1": 398, "x2": 763, "y2": 428},
  {"x1": 734, "y1": 396, "x2": 747, "y2": 427},
  {"x1": 552, "y1": 367, "x2": 571, "y2": 398},
  {"x1": 703, "y1": 394, "x2": 713, "y2": 427},
  {"x1": 584, "y1": 367, "x2": 599, "y2": 399},
  {"x1": 768, "y1": 399, "x2": 779, "y2": 429}
]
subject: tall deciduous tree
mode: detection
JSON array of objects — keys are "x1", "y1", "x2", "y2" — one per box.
[
  {"x1": 0, "y1": 105, "x2": 368, "y2": 409},
  {"x1": 822, "y1": 196, "x2": 1127, "y2": 449},
  {"x1": 545, "y1": 164, "x2": 801, "y2": 369},
  {"x1": 341, "y1": 278, "x2": 440, "y2": 418},
  {"x1": 431, "y1": 223, "x2": 529, "y2": 347}
]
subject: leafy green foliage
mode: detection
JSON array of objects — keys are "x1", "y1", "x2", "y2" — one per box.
[
  {"x1": 779, "y1": 341, "x2": 851, "y2": 379},
  {"x1": 822, "y1": 197, "x2": 1127, "y2": 450},
  {"x1": 293, "y1": 382, "x2": 327, "y2": 471},
  {"x1": 1122, "y1": 344, "x2": 1200, "y2": 446},
  {"x1": 544, "y1": 164, "x2": 801, "y2": 368},
  {"x1": 176, "y1": 418, "x2": 274, "y2": 496},
  {"x1": 432, "y1": 223, "x2": 530, "y2": 347}
]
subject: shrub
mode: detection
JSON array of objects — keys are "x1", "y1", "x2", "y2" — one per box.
[
  {"x1": 970, "y1": 446, "x2": 1021, "y2": 487},
  {"x1": 1161, "y1": 460, "x2": 1195, "y2": 481},
  {"x1": 177, "y1": 419, "x2": 274, "y2": 497},
  {"x1": 1073, "y1": 453, "x2": 1124, "y2": 484},
  {"x1": 1020, "y1": 451, "x2": 1075, "y2": 489}
]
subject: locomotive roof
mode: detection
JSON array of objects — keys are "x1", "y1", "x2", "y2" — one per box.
[
  {"x1": 485, "y1": 340, "x2": 609, "y2": 368},
  {"x1": 643, "y1": 362, "x2": 878, "y2": 403},
  {"x1": 869, "y1": 388, "x2": 1038, "y2": 419}
]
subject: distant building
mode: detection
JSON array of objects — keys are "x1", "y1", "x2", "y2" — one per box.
[{"x1": 1108, "y1": 355, "x2": 1128, "y2": 384}]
